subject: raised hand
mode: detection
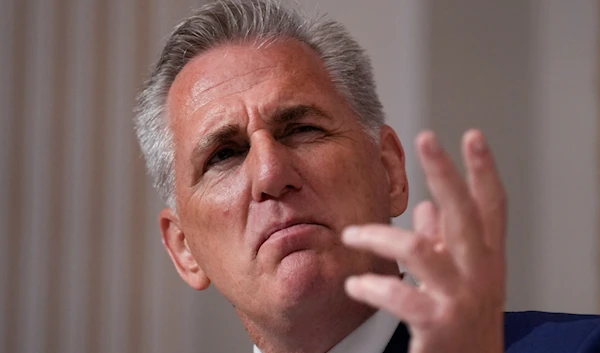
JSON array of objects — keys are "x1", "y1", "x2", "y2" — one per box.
[{"x1": 343, "y1": 130, "x2": 506, "y2": 353}]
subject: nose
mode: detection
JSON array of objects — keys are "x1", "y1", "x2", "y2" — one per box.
[{"x1": 247, "y1": 130, "x2": 302, "y2": 202}]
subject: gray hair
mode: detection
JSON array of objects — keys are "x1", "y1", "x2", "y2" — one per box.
[{"x1": 134, "y1": 0, "x2": 384, "y2": 209}]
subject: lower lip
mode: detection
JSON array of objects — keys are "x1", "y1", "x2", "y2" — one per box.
[
  {"x1": 269, "y1": 223, "x2": 319, "y2": 241},
  {"x1": 261, "y1": 223, "x2": 325, "y2": 258}
]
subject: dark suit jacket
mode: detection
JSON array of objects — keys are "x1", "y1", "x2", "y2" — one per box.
[{"x1": 382, "y1": 311, "x2": 600, "y2": 353}]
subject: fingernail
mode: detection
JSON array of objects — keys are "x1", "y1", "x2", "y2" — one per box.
[
  {"x1": 342, "y1": 226, "x2": 361, "y2": 242},
  {"x1": 472, "y1": 136, "x2": 488, "y2": 155}
]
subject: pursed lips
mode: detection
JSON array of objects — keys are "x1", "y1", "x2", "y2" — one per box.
[{"x1": 255, "y1": 217, "x2": 326, "y2": 255}]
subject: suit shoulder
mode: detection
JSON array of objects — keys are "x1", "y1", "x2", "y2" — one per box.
[{"x1": 504, "y1": 311, "x2": 600, "y2": 353}]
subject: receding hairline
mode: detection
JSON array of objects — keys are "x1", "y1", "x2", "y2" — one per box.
[
  {"x1": 165, "y1": 36, "x2": 336, "y2": 104},
  {"x1": 164, "y1": 36, "x2": 356, "y2": 131}
]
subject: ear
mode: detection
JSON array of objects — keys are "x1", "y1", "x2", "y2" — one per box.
[
  {"x1": 379, "y1": 125, "x2": 409, "y2": 217},
  {"x1": 159, "y1": 208, "x2": 211, "y2": 290}
]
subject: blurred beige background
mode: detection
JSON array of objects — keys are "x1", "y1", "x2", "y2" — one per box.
[{"x1": 0, "y1": 0, "x2": 598, "y2": 352}]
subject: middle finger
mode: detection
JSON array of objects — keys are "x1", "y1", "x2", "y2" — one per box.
[{"x1": 415, "y1": 131, "x2": 485, "y2": 265}]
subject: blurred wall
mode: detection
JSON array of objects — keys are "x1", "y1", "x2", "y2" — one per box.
[
  {"x1": 425, "y1": 0, "x2": 599, "y2": 313},
  {"x1": 0, "y1": 0, "x2": 250, "y2": 352},
  {"x1": 0, "y1": 0, "x2": 598, "y2": 352}
]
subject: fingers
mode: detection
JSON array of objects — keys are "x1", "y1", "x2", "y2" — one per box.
[
  {"x1": 343, "y1": 225, "x2": 414, "y2": 261},
  {"x1": 341, "y1": 130, "x2": 507, "y2": 353},
  {"x1": 345, "y1": 274, "x2": 435, "y2": 324},
  {"x1": 461, "y1": 130, "x2": 507, "y2": 252},
  {"x1": 413, "y1": 200, "x2": 439, "y2": 240},
  {"x1": 343, "y1": 225, "x2": 458, "y2": 294},
  {"x1": 415, "y1": 131, "x2": 484, "y2": 260}
]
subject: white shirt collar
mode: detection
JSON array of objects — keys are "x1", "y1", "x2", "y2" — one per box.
[{"x1": 252, "y1": 310, "x2": 399, "y2": 353}]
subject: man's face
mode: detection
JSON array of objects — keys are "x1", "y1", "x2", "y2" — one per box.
[{"x1": 162, "y1": 39, "x2": 408, "y2": 323}]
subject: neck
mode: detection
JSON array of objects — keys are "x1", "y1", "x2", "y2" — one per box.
[{"x1": 240, "y1": 296, "x2": 376, "y2": 353}]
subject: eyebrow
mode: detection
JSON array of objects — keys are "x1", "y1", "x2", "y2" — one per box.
[
  {"x1": 271, "y1": 104, "x2": 330, "y2": 124},
  {"x1": 189, "y1": 104, "x2": 331, "y2": 167},
  {"x1": 190, "y1": 124, "x2": 240, "y2": 167}
]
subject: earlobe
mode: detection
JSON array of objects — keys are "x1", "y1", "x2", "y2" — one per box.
[
  {"x1": 159, "y1": 208, "x2": 211, "y2": 290},
  {"x1": 379, "y1": 125, "x2": 409, "y2": 217}
]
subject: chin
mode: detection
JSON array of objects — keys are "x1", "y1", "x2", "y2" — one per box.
[{"x1": 271, "y1": 251, "x2": 343, "y2": 305}]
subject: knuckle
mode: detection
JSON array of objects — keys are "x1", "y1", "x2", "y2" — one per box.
[
  {"x1": 404, "y1": 236, "x2": 429, "y2": 258},
  {"x1": 418, "y1": 302, "x2": 456, "y2": 331},
  {"x1": 372, "y1": 278, "x2": 395, "y2": 301},
  {"x1": 438, "y1": 300, "x2": 462, "y2": 324},
  {"x1": 381, "y1": 279, "x2": 402, "y2": 300},
  {"x1": 416, "y1": 314, "x2": 436, "y2": 331},
  {"x1": 376, "y1": 281, "x2": 405, "y2": 309},
  {"x1": 455, "y1": 196, "x2": 482, "y2": 225},
  {"x1": 433, "y1": 160, "x2": 453, "y2": 178},
  {"x1": 464, "y1": 208, "x2": 482, "y2": 229}
]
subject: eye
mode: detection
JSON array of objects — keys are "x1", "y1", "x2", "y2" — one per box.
[
  {"x1": 288, "y1": 125, "x2": 322, "y2": 135},
  {"x1": 279, "y1": 124, "x2": 327, "y2": 145},
  {"x1": 206, "y1": 146, "x2": 244, "y2": 169}
]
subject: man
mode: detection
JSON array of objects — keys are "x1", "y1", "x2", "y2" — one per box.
[{"x1": 134, "y1": 1, "x2": 600, "y2": 352}]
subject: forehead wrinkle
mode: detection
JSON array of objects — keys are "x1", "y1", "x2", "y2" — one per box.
[
  {"x1": 186, "y1": 68, "x2": 286, "y2": 122},
  {"x1": 191, "y1": 65, "x2": 276, "y2": 97}
]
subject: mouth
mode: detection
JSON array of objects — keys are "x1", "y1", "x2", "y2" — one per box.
[{"x1": 256, "y1": 218, "x2": 326, "y2": 255}]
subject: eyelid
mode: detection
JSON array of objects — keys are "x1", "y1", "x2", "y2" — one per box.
[
  {"x1": 204, "y1": 143, "x2": 248, "y2": 171},
  {"x1": 197, "y1": 120, "x2": 325, "y2": 179},
  {"x1": 282, "y1": 123, "x2": 323, "y2": 135},
  {"x1": 206, "y1": 146, "x2": 231, "y2": 165}
]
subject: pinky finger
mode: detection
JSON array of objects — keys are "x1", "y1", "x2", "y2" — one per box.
[{"x1": 345, "y1": 274, "x2": 435, "y2": 325}]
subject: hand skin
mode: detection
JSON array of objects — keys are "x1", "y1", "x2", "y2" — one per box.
[{"x1": 342, "y1": 129, "x2": 506, "y2": 353}]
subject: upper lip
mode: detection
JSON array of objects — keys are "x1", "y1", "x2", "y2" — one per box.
[{"x1": 255, "y1": 217, "x2": 323, "y2": 254}]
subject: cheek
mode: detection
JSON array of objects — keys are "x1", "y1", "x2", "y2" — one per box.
[
  {"x1": 179, "y1": 173, "x2": 250, "y2": 265},
  {"x1": 302, "y1": 143, "x2": 389, "y2": 219},
  {"x1": 329, "y1": 144, "x2": 383, "y2": 189},
  {"x1": 188, "y1": 171, "x2": 247, "y2": 224}
]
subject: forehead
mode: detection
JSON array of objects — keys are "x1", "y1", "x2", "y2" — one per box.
[{"x1": 166, "y1": 39, "x2": 340, "y2": 126}]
